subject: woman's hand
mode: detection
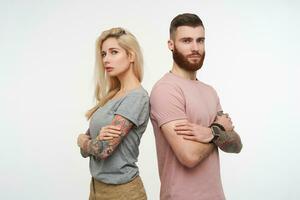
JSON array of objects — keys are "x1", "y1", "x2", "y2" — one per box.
[{"x1": 97, "y1": 125, "x2": 122, "y2": 141}]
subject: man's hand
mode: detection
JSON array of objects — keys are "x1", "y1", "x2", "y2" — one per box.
[
  {"x1": 97, "y1": 125, "x2": 122, "y2": 141},
  {"x1": 77, "y1": 134, "x2": 90, "y2": 148},
  {"x1": 174, "y1": 120, "x2": 213, "y2": 143},
  {"x1": 214, "y1": 113, "x2": 234, "y2": 131}
]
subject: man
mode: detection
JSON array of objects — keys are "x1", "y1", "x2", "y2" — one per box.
[{"x1": 150, "y1": 13, "x2": 243, "y2": 200}]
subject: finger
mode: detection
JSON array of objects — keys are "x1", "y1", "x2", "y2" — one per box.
[
  {"x1": 102, "y1": 136, "x2": 114, "y2": 140},
  {"x1": 106, "y1": 125, "x2": 121, "y2": 130},
  {"x1": 106, "y1": 129, "x2": 122, "y2": 135},
  {"x1": 105, "y1": 132, "x2": 121, "y2": 138},
  {"x1": 98, "y1": 134, "x2": 114, "y2": 140},
  {"x1": 183, "y1": 136, "x2": 198, "y2": 141},
  {"x1": 176, "y1": 130, "x2": 193, "y2": 136},
  {"x1": 174, "y1": 125, "x2": 191, "y2": 131}
]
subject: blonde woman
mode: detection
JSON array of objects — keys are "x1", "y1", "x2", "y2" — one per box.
[{"x1": 77, "y1": 27, "x2": 149, "y2": 200}]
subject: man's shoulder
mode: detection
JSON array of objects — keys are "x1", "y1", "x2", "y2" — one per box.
[
  {"x1": 151, "y1": 74, "x2": 181, "y2": 96},
  {"x1": 198, "y1": 80, "x2": 218, "y2": 93}
]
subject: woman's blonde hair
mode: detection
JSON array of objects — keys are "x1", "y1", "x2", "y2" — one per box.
[{"x1": 86, "y1": 27, "x2": 144, "y2": 119}]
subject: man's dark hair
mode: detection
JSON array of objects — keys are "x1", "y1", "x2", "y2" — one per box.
[{"x1": 169, "y1": 13, "x2": 204, "y2": 38}]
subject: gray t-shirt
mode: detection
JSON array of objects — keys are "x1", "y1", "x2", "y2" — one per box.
[{"x1": 89, "y1": 87, "x2": 149, "y2": 184}]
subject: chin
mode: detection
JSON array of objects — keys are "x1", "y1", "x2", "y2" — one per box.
[{"x1": 106, "y1": 72, "x2": 118, "y2": 77}]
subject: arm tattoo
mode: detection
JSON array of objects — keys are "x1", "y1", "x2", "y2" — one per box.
[
  {"x1": 213, "y1": 130, "x2": 243, "y2": 153},
  {"x1": 80, "y1": 129, "x2": 91, "y2": 158},
  {"x1": 80, "y1": 143, "x2": 90, "y2": 158},
  {"x1": 83, "y1": 115, "x2": 133, "y2": 160},
  {"x1": 99, "y1": 115, "x2": 133, "y2": 159}
]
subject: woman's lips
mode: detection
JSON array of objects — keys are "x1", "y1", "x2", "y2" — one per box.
[{"x1": 105, "y1": 67, "x2": 113, "y2": 72}]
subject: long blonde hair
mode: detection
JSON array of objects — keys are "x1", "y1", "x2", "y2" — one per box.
[{"x1": 86, "y1": 27, "x2": 144, "y2": 119}]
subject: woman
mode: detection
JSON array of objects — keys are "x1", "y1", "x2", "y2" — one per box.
[{"x1": 77, "y1": 27, "x2": 149, "y2": 200}]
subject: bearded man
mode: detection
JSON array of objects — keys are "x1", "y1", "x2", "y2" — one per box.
[{"x1": 150, "y1": 13, "x2": 243, "y2": 200}]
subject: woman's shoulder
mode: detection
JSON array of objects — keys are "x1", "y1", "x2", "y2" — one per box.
[{"x1": 126, "y1": 86, "x2": 149, "y2": 99}]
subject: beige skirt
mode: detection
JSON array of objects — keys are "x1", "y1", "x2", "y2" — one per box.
[{"x1": 89, "y1": 176, "x2": 147, "y2": 200}]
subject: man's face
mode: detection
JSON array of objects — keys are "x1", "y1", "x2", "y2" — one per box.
[{"x1": 169, "y1": 26, "x2": 205, "y2": 71}]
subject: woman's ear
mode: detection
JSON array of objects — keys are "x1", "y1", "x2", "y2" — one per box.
[{"x1": 128, "y1": 51, "x2": 135, "y2": 62}]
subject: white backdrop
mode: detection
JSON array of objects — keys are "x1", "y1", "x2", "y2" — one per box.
[{"x1": 1, "y1": 0, "x2": 299, "y2": 199}]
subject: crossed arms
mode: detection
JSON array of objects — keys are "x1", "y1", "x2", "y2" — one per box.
[
  {"x1": 161, "y1": 112, "x2": 242, "y2": 168},
  {"x1": 77, "y1": 115, "x2": 133, "y2": 160}
]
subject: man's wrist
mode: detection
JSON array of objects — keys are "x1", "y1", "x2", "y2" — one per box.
[
  {"x1": 210, "y1": 123, "x2": 225, "y2": 131},
  {"x1": 209, "y1": 125, "x2": 223, "y2": 143}
]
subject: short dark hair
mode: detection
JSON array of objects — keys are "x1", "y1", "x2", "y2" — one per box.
[{"x1": 169, "y1": 13, "x2": 204, "y2": 38}]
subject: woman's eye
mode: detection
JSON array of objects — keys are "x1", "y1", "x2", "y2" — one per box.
[
  {"x1": 111, "y1": 50, "x2": 118, "y2": 55},
  {"x1": 101, "y1": 52, "x2": 106, "y2": 57}
]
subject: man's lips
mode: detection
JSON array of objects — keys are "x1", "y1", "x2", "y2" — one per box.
[{"x1": 188, "y1": 55, "x2": 201, "y2": 58}]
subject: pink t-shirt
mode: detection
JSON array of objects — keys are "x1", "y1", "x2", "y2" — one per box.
[{"x1": 150, "y1": 72, "x2": 225, "y2": 200}]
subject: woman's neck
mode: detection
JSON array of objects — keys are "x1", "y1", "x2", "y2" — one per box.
[{"x1": 117, "y1": 68, "x2": 141, "y2": 92}]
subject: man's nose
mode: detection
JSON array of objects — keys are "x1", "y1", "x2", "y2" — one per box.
[{"x1": 191, "y1": 41, "x2": 200, "y2": 51}]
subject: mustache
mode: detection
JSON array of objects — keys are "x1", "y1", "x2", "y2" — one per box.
[{"x1": 187, "y1": 52, "x2": 202, "y2": 57}]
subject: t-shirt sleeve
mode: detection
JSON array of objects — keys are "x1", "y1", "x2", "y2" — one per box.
[
  {"x1": 150, "y1": 83, "x2": 188, "y2": 127},
  {"x1": 216, "y1": 95, "x2": 222, "y2": 112},
  {"x1": 212, "y1": 87, "x2": 222, "y2": 112},
  {"x1": 114, "y1": 92, "x2": 150, "y2": 127},
  {"x1": 213, "y1": 89, "x2": 223, "y2": 112}
]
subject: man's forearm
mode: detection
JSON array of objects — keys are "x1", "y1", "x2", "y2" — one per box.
[
  {"x1": 213, "y1": 129, "x2": 242, "y2": 153},
  {"x1": 193, "y1": 142, "x2": 215, "y2": 162}
]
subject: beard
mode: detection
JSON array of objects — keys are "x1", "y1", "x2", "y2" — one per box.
[{"x1": 172, "y1": 46, "x2": 205, "y2": 72}]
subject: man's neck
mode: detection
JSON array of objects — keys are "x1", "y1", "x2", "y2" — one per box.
[{"x1": 171, "y1": 63, "x2": 197, "y2": 80}]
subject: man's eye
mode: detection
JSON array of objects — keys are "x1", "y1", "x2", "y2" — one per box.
[{"x1": 183, "y1": 39, "x2": 190, "y2": 43}]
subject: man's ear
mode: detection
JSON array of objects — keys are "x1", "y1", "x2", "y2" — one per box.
[{"x1": 168, "y1": 40, "x2": 174, "y2": 51}]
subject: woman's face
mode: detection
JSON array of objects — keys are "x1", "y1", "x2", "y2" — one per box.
[{"x1": 101, "y1": 37, "x2": 133, "y2": 77}]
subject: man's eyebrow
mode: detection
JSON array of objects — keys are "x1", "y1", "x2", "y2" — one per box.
[
  {"x1": 196, "y1": 37, "x2": 205, "y2": 41},
  {"x1": 180, "y1": 37, "x2": 193, "y2": 40},
  {"x1": 179, "y1": 37, "x2": 193, "y2": 40},
  {"x1": 179, "y1": 37, "x2": 205, "y2": 41}
]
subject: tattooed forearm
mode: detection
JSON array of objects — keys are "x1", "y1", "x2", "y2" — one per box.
[
  {"x1": 80, "y1": 139, "x2": 104, "y2": 160},
  {"x1": 80, "y1": 148, "x2": 90, "y2": 158},
  {"x1": 213, "y1": 130, "x2": 243, "y2": 153},
  {"x1": 81, "y1": 115, "x2": 133, "y2": 160},
  {"x1": 80, "y1": 129, "x2": 91, "y2": 158},
  {"x1": 98, "y1": 115, "x2": 133, "y2": 159}
]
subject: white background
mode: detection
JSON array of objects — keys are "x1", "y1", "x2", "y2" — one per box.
[{"x1": 1, "y1": 0, "x2": 299, "y2": 199}]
